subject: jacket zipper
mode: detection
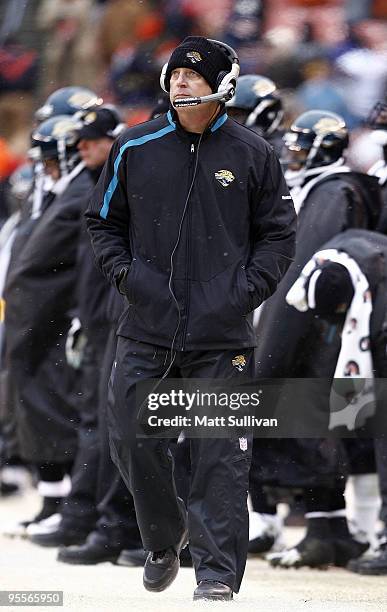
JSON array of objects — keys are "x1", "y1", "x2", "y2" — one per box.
[{"x1": 181, "y1": 141, "x2": 196, "y2": 350}]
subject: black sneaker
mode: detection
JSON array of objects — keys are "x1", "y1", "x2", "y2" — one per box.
[
  {"x1": 20, "y1": 497, "x2": 62, "y2": 529},
  {"x1": 268, "y1": 536, "x2": 335, "y2": 569},
  {"x1": 333, "y1": 536, "x2": 369, "y2": 567},
  {"x1": 143, "y1": 527, "x2": 189, "y2": 592},
  {"x1": 57, "y1": 531, "x2": 122, "y2": 565},
  {"x1": 248, "y1": 512, "x2": 284, "y2": 555},
  {"x1": 347, "y1": 550, "x2": 377, "y2": 573},
  {"x1": 249, "y1": 534, "x2": 275, "y2": 555},
  {"x1": 2, "y1": 502, "x2": 62, "y2": 539},
  {"x1": 29, "y1": 524, "x2": 89, "y2": 548},
  {"x1": 193, "y1": 580, "x2": 233, "y2": 601},
  {"x1": 355, "y1": 543, "x2": 387, "y2": 576}
]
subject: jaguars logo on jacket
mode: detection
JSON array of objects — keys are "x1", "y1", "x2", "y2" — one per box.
[{"x1": 215, "y1": 170, "x2": 235, "y2": 188}]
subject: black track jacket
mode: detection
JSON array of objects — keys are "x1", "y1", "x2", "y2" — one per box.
[{"x1": 86, "y1": 108, "x2": 296, "y2": 350}]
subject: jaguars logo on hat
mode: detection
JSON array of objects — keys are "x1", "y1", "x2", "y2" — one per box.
[
  {"x1": 215, "y1": 170, "x2": 235, "y2": 188},
  {"x1": 186, "y1": 51, "x2": 202, "y2": 64},
  {"x1": 232, "y1": 355, "x2": 246, "y2": 372}
]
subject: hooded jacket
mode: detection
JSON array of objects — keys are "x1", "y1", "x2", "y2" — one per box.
[{"x1": 86, "y1": 108, "x2": 296, "y2": 350}]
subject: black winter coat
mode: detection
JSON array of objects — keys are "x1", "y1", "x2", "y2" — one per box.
[
  {"x1": 3, "y1": 168, "x2": 94, "y2": 462},
  {"x1": 86, "y1": 108, "x2": 297, "y2": 351},
  {"x1": 5, "y1": 168, "x2": 94, "y2": 369},
  {"x1": 250, "y1": 173, "x2": 381, "y2": 490}
]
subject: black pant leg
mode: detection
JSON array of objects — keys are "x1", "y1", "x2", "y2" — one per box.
[
  {"x1": 109, "y1": 336, "x2": 186, "y2": 551},
  {"x1": 188, "y1": 436, "x2": 252, "y2": 592},
  {"x1": 10, "y1": 339, "x2": 80, "y2": 463},
  {"x1": 61, "y1": 338, "x2": 104, "y2": 529},
  {"x1": 96, "y1": 472, "x2": 142, "y2": 547},
  {"x1": 180, "y1": 348, "x2": 255, "y2": 593},
  {"x1": 96, "y1": 326, "x2": 118, "y2": 504}
]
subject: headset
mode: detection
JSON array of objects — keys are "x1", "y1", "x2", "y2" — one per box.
[
  {"x1": 135, "y1": 108, "x2": 219, "y2": 424},
  {"x1": 159, "y1": 39, "x2": 240, "y2": 108}
]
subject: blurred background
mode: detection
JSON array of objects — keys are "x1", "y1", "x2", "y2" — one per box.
[{"x1": 0, "y1": 0, "x2": 386, "y2": 196}]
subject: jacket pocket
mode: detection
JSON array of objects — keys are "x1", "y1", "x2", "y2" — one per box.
[
  {"x1": 124, "y1": 259, "x2": 137, "y2": 304},
  {"x1": 186, "y1": 260, "x2": 253, "y2": 345},
  {"x1": 231, "y1": 264, "x2": 251, "y2": 317},
  {"x1": 125, "y1": 256, "x2": 177, "y2": 339}
]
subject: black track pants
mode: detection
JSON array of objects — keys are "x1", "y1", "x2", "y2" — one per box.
[{"x1": 109, "y1": 337, "x2": 255, "y2": 592}]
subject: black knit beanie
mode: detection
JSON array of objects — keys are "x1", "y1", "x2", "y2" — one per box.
[
  {"x1": 312, "y1": 262, "x2": 354, "y2": 315},
  {"x1": 164, "y1": 36, "x2": 232, "y2": 93}
]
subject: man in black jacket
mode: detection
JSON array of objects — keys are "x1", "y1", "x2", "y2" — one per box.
[
  {"x1": 4, "y1": 114, "x2": 93, "y2": 528},
  {"x1": 284, "y1": 229, "x2": 387, "y2": 574},
  {"x1": 252, "y1": 110, "x2": 382, "y2": 568},
  {"x1": 86, "y1": 36, "x2": 296, "y2": 601},
  {"x1": 35, "y1": 106, "x2": 144, "y2": 563}
]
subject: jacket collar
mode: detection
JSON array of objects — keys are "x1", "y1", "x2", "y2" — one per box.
[{"x1": 167, "y1": 106, "x2": 228, "y2": 140}]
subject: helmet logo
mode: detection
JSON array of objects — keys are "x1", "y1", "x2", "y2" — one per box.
[
  {"x1": 253, "y1": 80, "x2": 275, "y2": 97},
  {"x1": 186, "y1": 51, "x2": 202, "y2": 64},
  {"x1": 52, "y1": 118, "x2": 76, "y2": 138},
  {"x1": 84, "y1": 111, "x2": 97, "y2": 125},
  {"x1": 314, "y1": 117, "x2": 343, "y2": 135},
  {"x1": 69, "y1": 91, "x2": 94, "y2": 108},
  {"x1": 215, "y1": 169, "x2": 235, "y2": 187}
]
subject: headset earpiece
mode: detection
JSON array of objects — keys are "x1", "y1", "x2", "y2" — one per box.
[
  {"x1": 160, "y1": 62, "x2": 169, "y2": 93},
  {"x1": 216, "y1": 71, "x2": 229, "y2": 90}
]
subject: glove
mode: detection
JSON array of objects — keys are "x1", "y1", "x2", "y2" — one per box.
[{"x1": 65, "y1": 317, "x2": 87, "y2": 369}]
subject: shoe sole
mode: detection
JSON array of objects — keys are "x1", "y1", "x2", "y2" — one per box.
[
  {"x1": 193, "y1": 595, "x2": 233, "y2": 601},
  {"x1": 193, "y1": 594, "x2": 233, "y2": 602}
]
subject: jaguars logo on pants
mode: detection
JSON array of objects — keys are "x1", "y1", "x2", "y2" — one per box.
[{"x1": 232, "y1": 355, "x2": 246, "y2": 372}]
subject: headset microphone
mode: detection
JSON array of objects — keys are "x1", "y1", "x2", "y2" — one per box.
[{"x1": 173, "y1": 84, "x2": 236, "y2": 108}]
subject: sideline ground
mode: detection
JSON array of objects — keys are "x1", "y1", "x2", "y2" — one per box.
[{"x1": 1, "y1": 488, "x2": 386, "y2": 612}]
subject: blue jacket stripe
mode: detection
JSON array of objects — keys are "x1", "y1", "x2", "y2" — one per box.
[
  {"x1": 100, "y1": 123, "x2": 176, "y2": 219},
  {"x1": 211, "y1": 113, "x2": 227, "y2": 132}
]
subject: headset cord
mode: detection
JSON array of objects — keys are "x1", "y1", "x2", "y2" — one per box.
[
  {"x1": 164, "y1": 106, "x2": 221, "y2": 378},
  {"x1": 136, "y1": 107, "x2": 221, "y2": 421}
]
